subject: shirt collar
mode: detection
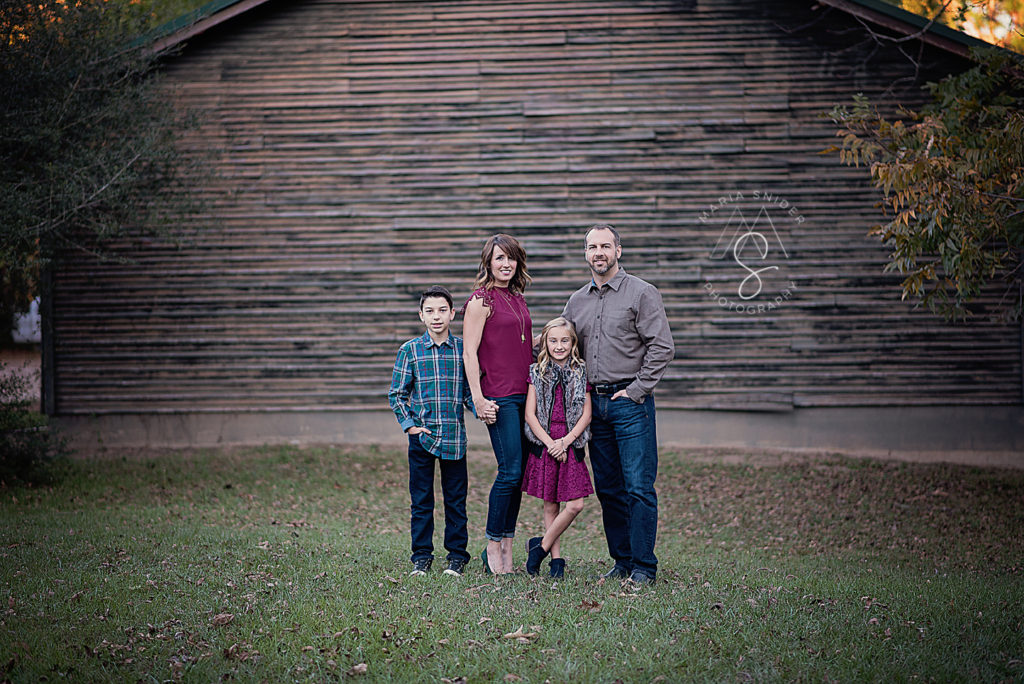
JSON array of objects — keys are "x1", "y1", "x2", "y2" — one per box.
[
  {"x1": 419, "y1": 331, "x2": 454, "y2": 349},
  {"x1": 589, "y1": 267, "x2": 627, "y2": 292}
]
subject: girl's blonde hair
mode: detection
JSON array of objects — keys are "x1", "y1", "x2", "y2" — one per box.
[{"x1": 536, "y1": 317, "x2": 583, "y2": 375}]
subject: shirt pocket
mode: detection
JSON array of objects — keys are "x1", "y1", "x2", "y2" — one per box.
[{"x1": 606, "y1": 301, "x2": 637, "y2": 336}]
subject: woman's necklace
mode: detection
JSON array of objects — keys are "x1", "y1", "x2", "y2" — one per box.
[{"x1": 499, "y1": 288, "x2": 526, "y2": 343}]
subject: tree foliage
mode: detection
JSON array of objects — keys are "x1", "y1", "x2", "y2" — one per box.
[
  {"x1": 829, "y1": 49, "x2": 1024, "y2": 320},
  {"x1": 886, "y1": 0, "x2": 1024, "y2": 54},
  {"x1": 0, "y1": 0, "x2": 201, "y2": 340},
  {"x1": 0, "y1": 362, "x2": 68, "y2": 486}
]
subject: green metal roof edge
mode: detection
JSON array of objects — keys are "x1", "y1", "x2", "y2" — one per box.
[
  {"x1": 840, "y1": 0, "x2": 1002, "y2": 53},
  {"x1": 131, "y1": 0, "x2": 251, "y2": 49}
]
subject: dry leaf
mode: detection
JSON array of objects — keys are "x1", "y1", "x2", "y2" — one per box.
[
  {"x1": 502, "y1": 626, "x2": 538, "y2": 640},
  {"x1": 478, "y1": 616, "x2": 492, "y2": 625},
  {"x1": 211, "y1": 613, "x2": 234, "y2": 626},
  {"x1": 504, "y1": 674, "x2": 522, "y2": 681},
  {"x1": 348, "y1": 662, "x2": 368, "y2": 676}
]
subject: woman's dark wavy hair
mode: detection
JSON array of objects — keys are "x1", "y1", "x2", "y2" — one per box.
[{"x1": 473, "y1": 233, "x2": 532, "y2": 295}]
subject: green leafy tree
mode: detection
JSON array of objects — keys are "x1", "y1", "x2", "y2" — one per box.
[
  {"x1": 0, "y1": 0, "x2": 202, "y2": 341},
  {"x1": 829, "y1": 49, "x2": 1024, "y2": 320}
]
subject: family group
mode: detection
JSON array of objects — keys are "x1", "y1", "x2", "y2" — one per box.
[{"x1": 388, "y1": 224, "x2": 675, "y2": 585}]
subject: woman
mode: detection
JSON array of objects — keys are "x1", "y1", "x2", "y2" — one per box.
[{"x1": 463, "y1": 234, "x2": 533, "y2": 574}]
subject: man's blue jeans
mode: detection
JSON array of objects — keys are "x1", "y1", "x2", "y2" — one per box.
[
  {"x1": 589, "y1": 393, "x2": 659, "y2": 578},
  {"x1": 484, "y1": 394, "x2": 527, "y2": 542},
  {"x1": 408, "y1": 435, "x2": 469, "y2": 564}
]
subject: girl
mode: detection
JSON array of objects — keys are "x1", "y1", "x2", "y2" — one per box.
[
  {"x1": 522, "y1": 317, "x2": 594, "y2": 578},
  {"x1": 462, "y1": 234, "x2": 533, "y2": 574}
]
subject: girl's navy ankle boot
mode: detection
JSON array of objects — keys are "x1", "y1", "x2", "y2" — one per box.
[
  {"x1": 525, "y1": 537, "x2": 548, "y2": 575},
  {"x1": 549, "y1": 558, "x2": 565, "y2": 578}
]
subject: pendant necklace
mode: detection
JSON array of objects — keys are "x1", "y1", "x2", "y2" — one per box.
[{"x1": 502, "y1": 288, "x2": 526, "y2": 343}]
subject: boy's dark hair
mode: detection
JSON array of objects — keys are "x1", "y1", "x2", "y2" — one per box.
[{"x1": 419, "y1": 285, "x2": 454, "y2": 310}]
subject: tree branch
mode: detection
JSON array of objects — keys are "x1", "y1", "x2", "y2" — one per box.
[{"x1": 24, "y1": 151, "x2": 142, "y2": 237}]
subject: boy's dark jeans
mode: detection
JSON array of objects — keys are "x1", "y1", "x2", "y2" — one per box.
[{"x1": 408, "y1": 434, "x2": 470, "y2": 564}]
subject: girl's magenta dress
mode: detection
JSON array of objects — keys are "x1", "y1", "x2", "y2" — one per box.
[{"x1": 522, "y1": 381, "x2": 594, "y2": 503}]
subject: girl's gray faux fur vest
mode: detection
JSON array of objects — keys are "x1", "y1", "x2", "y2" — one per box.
[{"x1": 524, "y1": 361, "x2": 590, "y2": 450}]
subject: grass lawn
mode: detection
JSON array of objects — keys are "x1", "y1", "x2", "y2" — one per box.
[{"x1": 1, "y1": 445, "x2": 1022, "y2": 682}]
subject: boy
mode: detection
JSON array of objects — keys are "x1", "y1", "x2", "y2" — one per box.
[{"x1": 388, "y1": 285, "x2": 474, "y2": 576}]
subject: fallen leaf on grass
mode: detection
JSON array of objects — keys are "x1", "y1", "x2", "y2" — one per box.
[
  {"x1": 441, "y1": 677, "x2": 468, "y2": 684},
  {"x1": 211, "y1": 613, "x2": 234, "y2": 626},
  {"x1": 347, "y1": 662, "x2": 368, "y2": 676},
  {"x1": 504, "y1": 675, "x2": 522, "y2": 682},
  {"x1": 223, "y1": 642, "x2": 260, "y2": 662},
  {"x1": 580, "y1": 599, "x2": 601, "y2": 613},
  {"x1": 478, "y1": 616, "x2": 491, "y2": 625},
  {"x1": 502, "y1": 626, "x2": 538, "y2": 642}
]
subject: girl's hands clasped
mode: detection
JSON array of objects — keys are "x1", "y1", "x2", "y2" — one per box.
[{"x1": 546, "y1": 436, "x2": 568, "y2": 462}]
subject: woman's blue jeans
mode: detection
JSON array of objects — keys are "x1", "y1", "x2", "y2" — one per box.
[{"x1": 484, "y1": 394, "x2": 528, "y2": 542}]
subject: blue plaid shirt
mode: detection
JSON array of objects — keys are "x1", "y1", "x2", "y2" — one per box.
[{"x1": 389, "y1": 332, "x2": 474, "y2": 460}]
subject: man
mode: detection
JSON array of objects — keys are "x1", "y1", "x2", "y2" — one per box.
[{"x1": 562, "y1": 224, "x2": 674, "y2": 585}]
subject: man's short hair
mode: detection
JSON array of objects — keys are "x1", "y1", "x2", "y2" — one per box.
[
  {"x1": 586, "y1": 223, "x2": 621, "y2": 247},
  {"x1": 419, "y1": 285, "x2": 454, "y2": 310}
]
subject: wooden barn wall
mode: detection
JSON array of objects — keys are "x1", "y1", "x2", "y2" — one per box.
[{"x1": 50, "y1": 0, "x2": 1022, "y2": 414}]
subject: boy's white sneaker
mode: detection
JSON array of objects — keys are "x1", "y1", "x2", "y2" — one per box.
[{"x1": 443, "y1": 558, "x2": 467, "y2": 576}]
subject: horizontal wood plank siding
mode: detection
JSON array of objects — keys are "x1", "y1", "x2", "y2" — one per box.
[{"x1": 51, "y1": 0, "x2": 1021, "y2": 414}]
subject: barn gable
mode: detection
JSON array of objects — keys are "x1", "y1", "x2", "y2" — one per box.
[{"x1": 49, "y1": 0, "x2": 1023, "y2": 452}]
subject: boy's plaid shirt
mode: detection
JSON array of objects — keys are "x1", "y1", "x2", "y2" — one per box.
[{"x1": 389, "y1": 332, "x2": 474, "y2": 460}]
